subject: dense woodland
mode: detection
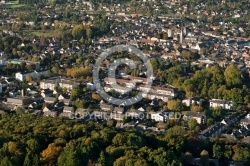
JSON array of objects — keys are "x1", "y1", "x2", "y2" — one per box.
[{"x1": 0, "y1": 114, "x2": 249, "y2": 166}]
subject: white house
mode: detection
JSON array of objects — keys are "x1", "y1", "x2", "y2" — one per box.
[
  {"x1": 104, "y1": 77, "x2": 135, "y2": 88},
  {"x1": 104, "y1": 85, "x2": 129, "y2": 94},
  {"x1": 15, "y1": 71, "x2": 36, "y2": 82},
  {"x1": 183, "y1": 111, "x2": 206, "y2": 124},
  {"x1": 151, "y1": 111, "x2": 165, "y2": 122},
  {"x1": 40, "y1": 77, "x2": 79, "y2": 91},
  {"x1": 182, "y1": 97, "x2": 203, "y2": 107},
  {"x1": 15, "y1": 69, "x2": 49, "y2": 82},
  {"x1": 209, "y1": 99, "x2": 234, "y2": 110}
]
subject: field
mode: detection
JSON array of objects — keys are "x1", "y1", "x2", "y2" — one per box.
[{"x1": 23, "y1": 29, "x2": 61, "y2": 37}]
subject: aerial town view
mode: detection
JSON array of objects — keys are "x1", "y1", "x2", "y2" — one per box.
[{"x1": 0, "y1": 0, "x2": 250, "y2": 165}]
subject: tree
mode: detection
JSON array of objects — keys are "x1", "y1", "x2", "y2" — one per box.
[
  {"x1": 48, "y1": 0, "x2": 57, "y2": 6},
  {"x1": 112, "y1": 133, "x2": 126, "y2": 146},
  {"x1": 149, "y1": 58, "x2": 160, "y2": 72},
  {"x1": 41, "y1": 143, "x2": 63, "y2": 164},
  {"x1": 167, "y1": 66, "x2": 182, "y2": 84},
  {"x1": 224, "y1": 145, "x2": 232, "y2": 160},
  {"x1": 92, "y1": 92, "x2": 102, "y2": 101},
  {"x1": 224, "y1": 64, "x2": 242, "y2": 87},
  {"x1": 232, "y1": 145, "x2": 250, "y2": 162},
  {"x1": 98, "y1": 151, "x2": 107, "y2": 166},
  {"x1": 1, "y1": 157, "x2": 13, "y2": 166},
  {"x1": 188, "y1": 119, "x2": 198, "y2": 130},
  {"x1": 70, "y1": 88, "x2": 80, "y2": 100},
  {"x1": 23, "y1": 152, "x2": 39, "y2": 166},
  {"x1": 26, "y1": 75, "x2": 33, "y2": 82},
  {"x1": 72, "y1": 24, "x2": 86, "y2": 40},
  {"x1": 207, "y1": 118, "x2": 214, "y2": 126},
  {"x1": 86, "y1": 28, "x2": 92, "y2": 39},
  {"x1": 213, "y1": 144, "x2": 223, "y2": 159},
  {"x1": 191, "y1": 105, "x2": 203, "y2": 112},
  {"x1": 107, "y1": 119, "x2": 116, "y2": 127},
  {"x1": 165, "y1": 126, "x2": 187, "y2": 152},
  {"x1": 167, "y1": 99, "x2": 183, "y2": 111}
]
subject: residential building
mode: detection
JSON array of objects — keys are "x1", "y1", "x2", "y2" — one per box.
[
  {"x1": 7, "y1": 96, "x2": 32, "y2": 106},
  {"x1": 151, "y1": 111, "x2": 165, "y2": 122},
  {"x1": 240, "y1": 118, "x2": 250, "y2": 126},
  {"x1": 199, "y1": 123, "x2": 226, "y2": 139},
  {"x1": 15, "y1": 69, "x2": 49, "y2": 81},
  {"x1": 40, "y1": 77, "x2": 80, "y2": 91},
  {"x1": 221, "y1": 114, "x2": 239, "y2": 126},
  {"x1": 104, "y1": 77, "x2": 136, "y2": 88},
  {"x1": 41, "y1": 89, "x2": 53, "y2": 98},
  {"x1": 182, "y1": 97, "x2": 203, "y2": 107},
  {"x1": 75, "y1": 108, "x2": 87, "y2": 118},
  {"x1": 113, "y1": 107, "x2": 124, "y2": 114},
  {"x1": 100, "y1": 103, "x2": 114, "y2": 112},
  {"x1": 183, "y1": 111, "x2": 206, "y2": 124},
  {"x1": 63, "y1": 106, "x2": 74, "y2": 113},
  {"x1": 10, "y1": 59, "x2": 40, "y2": 70},
  {"x1": 104, "y1": 85, "x2": 130, "y2": 94},
  {"x1": 209, "y1": 99, "x2": 234, "y2": 110},
  {"x1": 44, "y1": 97, "x2": 57, "y2": 104}
]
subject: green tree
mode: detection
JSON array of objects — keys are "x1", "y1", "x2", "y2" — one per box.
[
  {"x1": 149, "y1": 58, "x2": 160, "y2": 72},
  {"x1": 224, "y1": 145, "x2": 232, "y2": 160},
  {"x1": 23, "y1": 153, "x2": 39, "y2": 166},
  {"x1": 167, "y1": 99, "x2": 183, "y2": 112},
  {"x1": 213, "y1": 144, "x2": 223, "y2": 159},
  {"x1": 1, "y1": 157, "x2": 13, "y2": 166},
  {"x1": 98, "y1": 151, "x2": 107, "y2": 166},
  {"x1": 72, "y1": 24, "x2": 86, "y2": 40},
  {"x1": 86, "y1": 28, "x2": 92, "y2": 39},
  {"x1": 70, "y1": 88, "x2": 80, "y2": 100},
  {"x1": 224, "y1": 64, "x2": 242, "y2": 87},
  {"x1": 188, "y1": 119, "x2": 198, "y2": 130},
  {"x1": 167, "y1": 66, "x2": 182, "y2": 84}
]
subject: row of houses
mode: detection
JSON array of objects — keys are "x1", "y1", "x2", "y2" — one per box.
[
  {"x1": 15, "y1": 69, "x2": 49, "y2": 81},
  {"x1": 199, "y1": 114, "x2": 240, "y2": 140},
  {"x1": 103, "y1": 76, "x2": 179, "y2": 102}
]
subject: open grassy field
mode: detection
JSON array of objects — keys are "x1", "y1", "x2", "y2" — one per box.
[{"x1": 23, "y1": 29, "x2": 61, "y2": 37}]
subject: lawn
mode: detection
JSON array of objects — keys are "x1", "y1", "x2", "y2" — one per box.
[{"x1": 23, "y1": 29, "x2": 60, "y2": 37}]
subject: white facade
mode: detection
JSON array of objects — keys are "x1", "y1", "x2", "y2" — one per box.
[
  {"x1": 182, "y1": 98, "x2": 203, "y2": 107},
  {"x1": 209, "y1": 99, "x2": 233, "y2": 110},
  {"x1": 151, "y1": 112, "x2": 164, "y2": 122},
  {"x1": 15, "y1": 70, "x2": 49, "y2": 82},
  {"x1": 104, "y1": 85, "x2": 128, "y2": 94},
  {"x1": 40, "y1": 77, "x2": 78, "y2": 91}
]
